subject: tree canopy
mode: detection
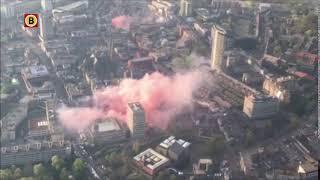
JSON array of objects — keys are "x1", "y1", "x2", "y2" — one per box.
[
  {"x1": 59, "y1": 168, "x2": 69, "y2": 180},
  {"x1": 294, "y1": 13, "x2": 317, "y2": 36},
  {"x1": 33, "y1": 163, "x2": 46, "y2": 177},
  {"x1": 72, "y1": 158, "x2": 86, "y2": 178},
  {"x1": 14, "y1": 168, "x2": 23, "y2": 179},
  {"x1": 0, "y1": 169, "x2": 13, "y2": 180},
  {"x1": 51, "y1": 155, "x2": 65, "y2": 171}
]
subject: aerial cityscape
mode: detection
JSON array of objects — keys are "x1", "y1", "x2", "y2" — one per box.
[{"x1": 0, "y1": 0, "x2": 319, "y2": 179}]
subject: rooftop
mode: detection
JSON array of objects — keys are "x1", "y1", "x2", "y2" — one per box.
[
  {"x1": 128, "y1": 102, "x2": 144, "y2": 112},
  {"x1": 65, "y1": 83, "x2": 85, "y2": 97},
  {"x1": 134, "y1": 148, "x2": 169, "y2": 170},
  {"x1": 298, "y1": 161, "x2": 318, "y2": 173},
  {"x1": 246, "y1": 94, "x2": 278, "y2": 102},
  {"x1": 28, "y1": 118, "x2": 49, "y2": 132},
  {"x1": 159, "y1": 136, "x2": 191, "y2": 149},
  {"x1": 213, "y1": 25, "x2": 227, "y2": 35},
  {"x1": 1, "y1": 141, "x2": 71, "y2": 154},
  {"x1": 22, "y1": 65, "x2": 50, "y2": 79},
  {"x1": 1, "y1": 104, "x2": 28, "y2": 131},
  {"x1": 53, "y1": 0, "x2": 88, "y2": 13},
  {"x1": 94, "y1": 118, "x2": 121, "y2": 132}
]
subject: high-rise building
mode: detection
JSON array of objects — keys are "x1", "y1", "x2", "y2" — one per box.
[
  {"x1": 41, "y1": 0, "x2": 53, "y2": 12},
  {"x1": 211, "y1": 25, "x2": 226, "y2": 71},
  {"x1": 179, "y1": 0, "x2": 193, "y2": 17},
  {"x1": 255, "y1": 11, "x2": 262, "y2": 38},
  {"x1": 127, "y1": 102, "x2": 146, "y2": 139},
  {"x1": 39, "y1": 14, "x2": 54, "y2": 41},
  {"x1": 243, "y1": 94, "x2": 279, "y2": 120}
]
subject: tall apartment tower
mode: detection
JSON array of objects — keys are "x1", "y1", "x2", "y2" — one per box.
[
  {"x1": 41, "y1": 0, "x2": 53, "y2": 12},
  {"x1": 211, "y1": 25, "x2": 226, "y2": 71},
  {"x1": 39, "y1": 14, "x2": 54, "y2": 41},
  {"x1": 127, "y1": 102, "x2": 146, "y2": 139},
  {"x1": 179, "y1": 0, "x2": 193, "y2": 17},
  {"x1": 39, "y1": 0, "x2": 54, "y2": 41}
]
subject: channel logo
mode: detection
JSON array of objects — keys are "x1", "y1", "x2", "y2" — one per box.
[{"x1": 24, "y1": 14, "x2": 39, "y2": 28}]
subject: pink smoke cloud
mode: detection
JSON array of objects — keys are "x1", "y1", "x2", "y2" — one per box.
[
  {"x1": 57, "y1": 107, "x2": 106, "y2": 131},
  {"x1": 58, "y1": 71, "x2": 206, "y2": 131},
  {"x1": 112, "y1": 15, "x2": 133, "y2": 30}
]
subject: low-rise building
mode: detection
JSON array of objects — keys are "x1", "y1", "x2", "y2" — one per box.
[
  {"x1": 21, "y1": 65, "x2": 55, "y2": 99},
  {"x1": 149, "y1": 0, "x2": 177, "y2": 19},
  {"x1": 1, "y1": 0, "x2": 41, "y2": 18},
  {"x1": 193, "y1": 159, "x2": 213, "y2": 175},
  {"x1": 133, "y1": 148, "x2": 170, "y2": 176},
  {"x1": 297, "y1": 161, "x2": 318, "y2": 179},
  {"x1": 0, "y1": 103, "x2": 28, "y2": 142},
  {"x1": 0, "y1": 141, "x2": 71, "y2": 167},
  {"x1": 27, "y1": 117, "x2": 50, "y2": 139},
  {"x1": 83, "y1": 118, "x2": 126, "y2": 144},
  {"x1": 52, "y1": 0, "x2": 88, "y2": 16},
  {"x1": 156, "y1": 136, "x2": 191, "y2": 164},
  {"x1": 263, "y1": 76, "x2": 296, "y2": 103},
  {"x1": 65, "y1": 83, "x2": 86, "y2": 103},
  {"x1": 243, "y1": 94, "x2": 279, "y2": 120}
]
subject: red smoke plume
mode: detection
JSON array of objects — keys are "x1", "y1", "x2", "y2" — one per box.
[
  {"x1": 57, "y1": 71, "x2": 206, "y2": 131},
  {"x1": 111, "y1": 15, "x2": 133, "y2": 30}
]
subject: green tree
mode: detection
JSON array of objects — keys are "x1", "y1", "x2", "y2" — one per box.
[
  {"x1": 132, "y1": 142, "x2": 141, "y2": 154},
  {"x1": 170, "y1": 174, "x2": 179, "y2": 180},
  {"x1": 0, "y1": 83, "x2": 18, "y2": 94},
  {"x1": 105, "y1": 152, "x2": 123, "y2": 169},
  {"x1": 273, "y1": 45, "x2": 282, "y2": 56},
  {"x1": 109, "y1": 173, "x2": 121, "y2": 180},
  {"x1": 0, "y1": 169, "x2": 13, "y2": 180},
  {"x1": 72, "y1": 158, "x2": 86, "y2": 178},
  {"x1": 295, "y1": 13, "x2": 317, "y2": 36},
  {"x1": 206, "y1": 136, "x2": 226, "y2": 157},
  {"x1": 289, "y1": 116, "x2": 300, "y2": 130},
  {"x1": 156, "y1": 171, "x2": 170, "y2": 180},
  {"x1": 14, "y1": 168, "x2": 23, "y2": 179},
  {"x1": 51, "y1": 155, "x2": 64, "y2": 171},
  {"x1": 171, "y1": 57, "x2": 190, "y2": 70},
  {"x1": 119, "y1": 164, "x2": 131, "y2": 177},
  {"x1": 59, "y1": 168, "x2": 69, "y2": 180},
  {"x1": 19, "y1": 177, "x2": 35, "y2": 180},
  {"x1": 33, "y1": 163, "x2": 46, "y2": 178},
  {"x1": 290, "y1": 94, "x2": 307, "y2": 116},
  {"x1": 127, "y1": 174, "x2": 147, "y2": 180},
  {"x1": 244, "y1": 129, "x2": 254, "y2": 146}
]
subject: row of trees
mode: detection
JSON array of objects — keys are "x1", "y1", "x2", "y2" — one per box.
[
  {"x1": 104, "y1": 150, "x2": 135, "y2": 180},
  {"x1": 0, "y1": 156, "x2": 86, "y2": 180}
]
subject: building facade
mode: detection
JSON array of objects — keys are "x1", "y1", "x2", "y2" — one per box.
[
  {"x1": 0, "y1": 104, "x2": 28, "y2": 142},
  {"x1": 41, "y1": 0, "x2": 53, "y2": 12},
  {"x1": 39, "y1": 14, "x2": 54, "y2": 41},
  {"x1": 127, "y1": 102, "x2": 146, "y2": 139},
  {"x1": 243, "y1": 94, "x2": 279, "y2": 120},
  {"x1": 298, "y1": 161, "x2": 319, "y2": 179},
  {"x1": 85, "y1": 118, "x2": 126, "y2": 144},
  {"x1": 1, "y1": 0, "x2": 41, "y2": 19},
  {"x1": 0, "y1": 141, "x2": 71, "y2": 167},
  {"x1": 211, "y1": 25, "x2": 226, "y2": 71},
  {"x1": 133, "y1": 148, "x2": 170, "y2": 176},
  {"x1": 179, "y1": 0, "x2": 193, "y2": 17},
  {"x1": 263, "y1": 76, "x2": 296, "y2": 103}
]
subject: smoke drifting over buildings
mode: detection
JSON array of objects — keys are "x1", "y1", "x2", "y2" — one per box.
[
  {"x1": 111, "y1": 15, "x2": 134, "y2": 30},
  {"x1": 58, "y1": 71, "x2": 207, "y2": 131}
]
